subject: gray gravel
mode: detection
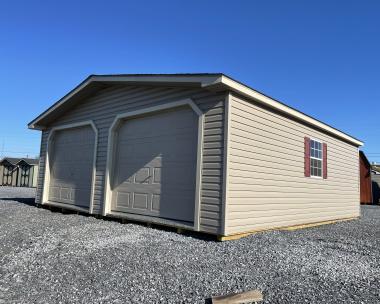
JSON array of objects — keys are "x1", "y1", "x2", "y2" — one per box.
[{"x1": 1, "y1": 187, "x2": 380, "y2": 304}]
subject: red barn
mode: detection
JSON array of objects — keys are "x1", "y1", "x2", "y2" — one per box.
[{"x1": 359, "y1": 151, "x2": 372, "y2": 204}]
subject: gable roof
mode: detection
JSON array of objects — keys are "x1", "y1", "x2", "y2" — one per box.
[
  {"x1": 0, "y1": 157, "x2": 20, "y2": 166},
  {"x1": 17, "y1": 158, "x2": 39, "y2": 165},
  {"x1": 0, "y1": 157, "x2": 39, "y2": 166},
  {"x1": 28, "y1": 73, "x2": 363, "y2": 146}
]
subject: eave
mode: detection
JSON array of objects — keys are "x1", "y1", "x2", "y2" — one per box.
[{"x1": 28, "y1": 73, "x2": 363, "y2": 147}]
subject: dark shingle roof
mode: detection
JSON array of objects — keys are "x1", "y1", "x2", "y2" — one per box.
[
  {"x1": 0, "y1": 157, "x2": 39, "y2": 166},
  {"x1": 19, "y1": 158, "x2": 39, "y2": 165}
]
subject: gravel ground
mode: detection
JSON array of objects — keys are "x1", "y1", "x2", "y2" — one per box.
[{"x1": 1, "y1": 187, "x2": 380, "y2": 304}]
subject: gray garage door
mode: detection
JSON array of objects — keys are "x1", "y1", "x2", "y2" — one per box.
[
  {"x1": 48, "y1": 126, "x2": 95, "y2": 208},
  {"x1": 111, "y1": 107, "x2": 198, "y2": 222}
]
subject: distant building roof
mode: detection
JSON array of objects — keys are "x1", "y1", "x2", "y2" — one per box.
[{"x1": 0, "y1": 157, "x2": 39, "y2": 166}]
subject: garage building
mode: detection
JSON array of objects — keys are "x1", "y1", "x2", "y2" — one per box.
[
  {"x1": 29, "y1": 74, "x2": 363, "y2": 237},
  {"x1": 372, "y1": 170, "x2": 380, "y2": 205},
  {"x1": 359, "y1": 151, "x2": 372, "y2": 204}
]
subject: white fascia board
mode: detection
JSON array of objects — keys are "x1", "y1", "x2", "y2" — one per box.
[
  {"x1": 28, "y1": 76, "x2": 96, "y2": 130},
  {"x1": 28, "y1": 73, "x2": 363, "y2": 147},
  {"x1": 93, "y1": 75, "x2": 219, "y2": 85},
  {"x1": 209, "y1": 75, "x2": 363, "y2": 147}
]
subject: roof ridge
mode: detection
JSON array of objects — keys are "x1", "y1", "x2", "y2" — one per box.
[{"x1": 27, "y1": 73, "x2": 362, "y2": 146}]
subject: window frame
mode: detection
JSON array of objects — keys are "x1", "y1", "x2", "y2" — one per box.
[{"x1": 309, "y1": 138, "x2": 323, "y2": 178}]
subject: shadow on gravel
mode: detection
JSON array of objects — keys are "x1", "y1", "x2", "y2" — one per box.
[
  {"x1": 0, "y1": 197, "x2": 219, "y2": 242},
  {"x1": 0, "y1": 197, "x2": 36, "y2": 207},
  {"x1": 105, "y1": 216, "x2": 219, "y2": 242}
]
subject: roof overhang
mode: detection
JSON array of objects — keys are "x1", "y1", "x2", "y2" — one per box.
[
  {"x1": 28, "y1": 73, "x2": 363, "y2": 147},
  {"x1": 0, "y1": 159, "x2": 13, "y2": 166},
  {"x1": 15, "y1": 159, "x2": 34, "y2": 166}
]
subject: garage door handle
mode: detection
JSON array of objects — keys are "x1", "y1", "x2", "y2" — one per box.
[{"x1": 141, "y1": 176, "x2": 151, "y2": 183}]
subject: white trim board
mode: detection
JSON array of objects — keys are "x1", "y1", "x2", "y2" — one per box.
[
  {"x1": 221, "y1": 93, "x2": 232, "y2": 236},
  {"x1": 42, "y1": 120, "x2": 98, "y2": 214},
  {"x1": 103, "y1": 98, "x2": 204, "y2": 231}
]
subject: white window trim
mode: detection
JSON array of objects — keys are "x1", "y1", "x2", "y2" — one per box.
[{"x1": 309, "y1": 138, "x2": 323, "y2": 178}]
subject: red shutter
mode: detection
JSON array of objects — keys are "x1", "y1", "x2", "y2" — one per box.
[
  {"x1": 323, "y1": 143, "x2": 327, "y2": 179},
  {"x1": 304, "y1": 137, "x2": 310, "y2": 177}
]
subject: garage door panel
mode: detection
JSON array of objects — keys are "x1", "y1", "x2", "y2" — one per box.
[
  {"x1": 111, "y1": 107, "x2": 198, "y2": 222},
  {"x1": 114, "y1": 165, "x2": 196, "y2": 191},
  {"x1": 71, "y1": 188, "x2": 92, "y2": 205},
  {"x1": 133, "y1": 193, "x2": 149, "y2": 209},
  {"x1": 119, "y1": 114, "x2": 194, "y2": 138},
  {"x1": 152, "y1": 167, "x2": 161, "y2": 184},
  {"x1": 48, "y1": 126, "x2": 95, "y2": 208},
  {"x1": 119, "y1": 128, "x2": 195, "y2": 142},
  {"x1": 60, "y1": 188, "x2": 71, "y2": 200},
  {"x1": 152, "y1": 194, "x2": 160, "y2": 211},
  {"x1": 135, "y1": 167, "x2": 150, "y2": 183},
  {"x1": 159, "y1": 193, "x2": 194, "y2": 220},
  {"x1": 49, "y1": 186, "x2": 60, "y2": 200},
  {"x1": 115, "y1": 191, "x2": 131, "y2": 208}
]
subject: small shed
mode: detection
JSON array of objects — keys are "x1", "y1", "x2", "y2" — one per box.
[
  {"x1": 372, "y1": 170, "x2": 380, "y2": 205},
  {"x1": 28, "y1": 74, "x2": 363, "y2": 238},
  {"x1": 0, "y1": 157, "x2": 39, "y2": 187},
  {"x1": 359, "y1": 151, "x2": 372, "y2": 204}
]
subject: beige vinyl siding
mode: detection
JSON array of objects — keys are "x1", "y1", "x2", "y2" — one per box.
[
  {"x1": 225, "y1": 94, "x2": 360, "y2": 235},
  {"x1": 36, "y1": 85, "x2": 226, "y2": 234}
]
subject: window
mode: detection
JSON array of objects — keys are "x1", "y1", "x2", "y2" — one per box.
[{"x1": 310, "y1": 139, "x2": 322, "y2": 177}]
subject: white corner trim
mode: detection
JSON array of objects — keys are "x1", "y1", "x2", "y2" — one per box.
[
  {"x1": 194, "y1": 104, "x2": 204, "y2": 232},
  {"x1": 103, "y1": 98, "x2": 204, "y2": 231},
  {"x1": 42, "y1": 120, "x2": 98, "y2": 214},
  {"x1": 221, "y1": 93, "x2": 232, "y2": 236}
]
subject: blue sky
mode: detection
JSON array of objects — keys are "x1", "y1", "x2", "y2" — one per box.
[{"x1": 0, "y1": 0, "x2": 379, "y2": 161}]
